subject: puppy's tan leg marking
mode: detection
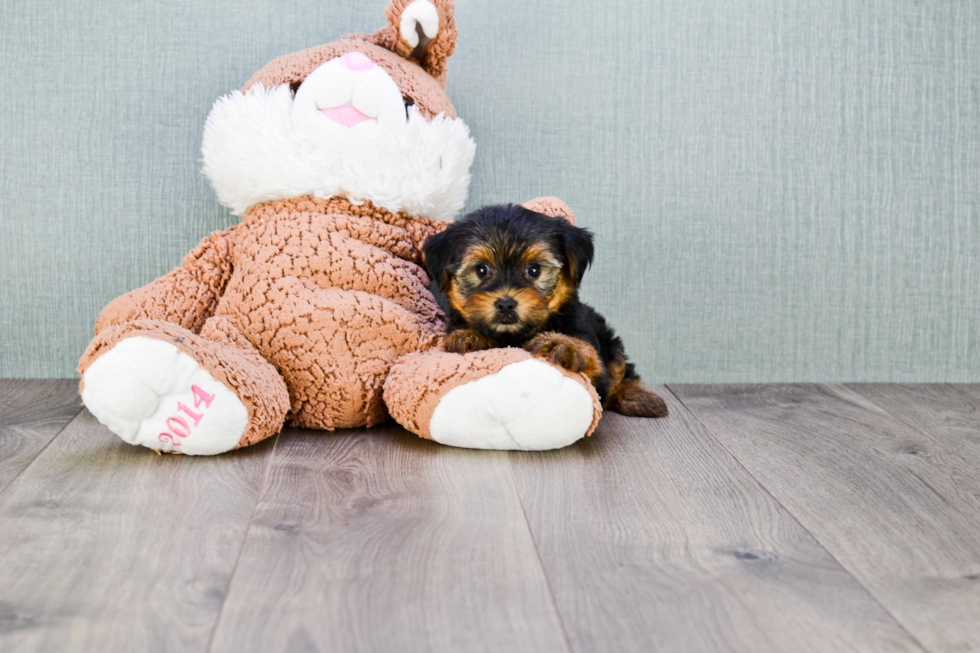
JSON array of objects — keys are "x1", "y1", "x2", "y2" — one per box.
[
  {"x1": 445, "y1": 328, "x2": 495, "y2": 354},
  {"x1": 608, "y1": 378, "x2": 669, "y2": 418},
  {"x1": 524, "y1": 332, "x2": 601, "y2": 378}
]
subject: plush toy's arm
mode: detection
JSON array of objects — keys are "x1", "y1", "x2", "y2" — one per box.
[
  {"x1": 94, "y1": 226, "x2": 238, "y2": 335},
  {"x1": 522, "y1": 197, "x2": 577, "y2": 224},
  {"x1": 385, "y1": 348, "x2": 602, "y2": 450}
]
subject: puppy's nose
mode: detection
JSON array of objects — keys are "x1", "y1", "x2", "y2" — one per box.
[
  {"x1": 340, "y1": 51, "x2": 375, "y2": 72},
  {"x1": 495, "y1": 297, "x2": 518, "y2": 313}
]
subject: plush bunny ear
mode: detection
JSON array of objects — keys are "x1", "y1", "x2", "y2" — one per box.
[
  {"x1": 522, "y1": 197, "x2": 576, "y2": 225},
  {"x1": 372, "y1": 0, "x2": 458, "y2": 86}
]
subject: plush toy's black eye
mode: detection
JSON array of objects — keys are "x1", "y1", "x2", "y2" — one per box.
[
  {"x1": 526, "y1": 264, "x2": 541, "y2": 279},
  {"x1": 475, "y1": 264, "x2": 490, "y2": 279}
]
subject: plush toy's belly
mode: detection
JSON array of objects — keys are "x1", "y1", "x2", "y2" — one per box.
[{"x1": 215, "y1": 210, "x2": 445, "y2": 430}]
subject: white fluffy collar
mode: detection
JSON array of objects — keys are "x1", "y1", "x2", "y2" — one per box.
[{"x1": 201, "y1": 83, "x2": 476, "y2": 221}]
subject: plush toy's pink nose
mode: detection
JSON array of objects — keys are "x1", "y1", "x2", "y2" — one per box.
[{"x1": 340, "y1": 52, "x2": 374, "y2": 72}]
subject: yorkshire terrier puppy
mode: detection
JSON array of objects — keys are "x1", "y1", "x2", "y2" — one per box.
[{"x1": 423, "y1": 204, "x2": 668, "y2": 418}]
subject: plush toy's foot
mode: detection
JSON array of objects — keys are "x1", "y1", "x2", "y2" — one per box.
[
  {"x1": 81, "y1": 337, "x2": 248, "y2": 455},
  {"x1": 79, "y1": 319, "x2": 290, "y2": 455},
  {"x1": 384, "y1": 348, "x2": 601, "y2": 450}
]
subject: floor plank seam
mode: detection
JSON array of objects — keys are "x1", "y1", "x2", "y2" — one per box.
[
  {"x1": 505, "y1": 458, "x2": 576, "y2": 653},
  {"x1": 0, "y1": 405, "x2": 85, "y2": 499},
  {"x1": 203, "y1": 429, "x2": 282, "y2": 653},
  {"x1": 664, "y1": 385, "x2": 933, "y2": 653},
  {"x1": 847, "y1": 383, "x2": 975, "y2": 447}
]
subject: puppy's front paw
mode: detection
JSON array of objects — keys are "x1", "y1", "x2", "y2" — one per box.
[
  {"x1": 524, "y1": 332, "x2": 600, "y2": 377},
  {"x1": 445, "y1": 328, "x2": 495, "y2": 354}
]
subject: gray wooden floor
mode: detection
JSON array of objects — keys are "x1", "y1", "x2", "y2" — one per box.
[{"x1": 1, "y1": 381, "x2": 979, "y2": 653}]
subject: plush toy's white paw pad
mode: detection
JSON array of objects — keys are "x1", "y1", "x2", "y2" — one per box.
[
  {"x1": 429, "y1": 359, "x2": 595, "y2": 450},
  {"x1": 82, "y1": 337, "x2": 248, "y2": 455}
]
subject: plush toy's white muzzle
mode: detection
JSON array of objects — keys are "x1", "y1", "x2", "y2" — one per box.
[
  {"x1": 292, "y1": 53, "x2": 408, "y2": 139},
  {"x1": 201, "y1": 54, "x2": 476, "y2": 221}
]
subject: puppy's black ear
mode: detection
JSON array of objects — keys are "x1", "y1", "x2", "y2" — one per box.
[
  {"x1": 422, "y1": 227, "x2": 460, "y2": 291},
  {"x1": 561, "y1": 222, "x2": 594, "y2": 285}
]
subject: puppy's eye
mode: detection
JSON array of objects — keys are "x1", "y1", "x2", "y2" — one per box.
[
  {"x1": 475, "y1": 264, "x2": 490, "y2": 279},
  {"x1": 526, "y1": 264, "x2": 541, "y2": 279}
]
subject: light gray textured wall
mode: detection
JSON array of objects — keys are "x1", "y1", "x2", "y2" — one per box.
[{"x1": 1, "y1": 0, "x2": 978, "y2": 380}]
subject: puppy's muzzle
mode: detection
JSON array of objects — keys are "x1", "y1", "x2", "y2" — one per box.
[{"x1": 494, "y1": 296, "x2": 518, "y2": 324}]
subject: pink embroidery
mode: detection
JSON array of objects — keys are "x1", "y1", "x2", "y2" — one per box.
[
  {"x1": 177, "y1": 401, "x2": 203, "y2": 426},
  {"x1": 192, "y1": 384, "x2": 215, "y2": 408},
  {"x1": 157, "y1": 385, "x2": 217, "y2": 446},
  {"x1": 167, "y1": 416, "x2": 190, "y2": 438}
]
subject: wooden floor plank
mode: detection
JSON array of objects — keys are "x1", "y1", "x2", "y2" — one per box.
[
  {"x1": 848, "y1": 384, "x2": 980, "y2": 465},
  {"x1": 672, "y1": 384, "x2": 980, "y2": 653},
  {"x1": 0, "y1": 409, "x2": 276, "y2": 653},
  {"x1": 952, "y1": 384, "x2": 980, "y2": 407},
  {"x1": 0, "y1": 379, "x2": 82, "y2": 493},
  {"x1": 208, "y1": 426, "x2": 570, "y2": 653},
  {"x1": 508, "y1": 387, "x2": 922, "y2": 653}
]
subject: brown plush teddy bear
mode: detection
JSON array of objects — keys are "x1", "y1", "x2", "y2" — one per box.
[{"x1": 78, "y1": 0, "x2": 602, "y2": 455}]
